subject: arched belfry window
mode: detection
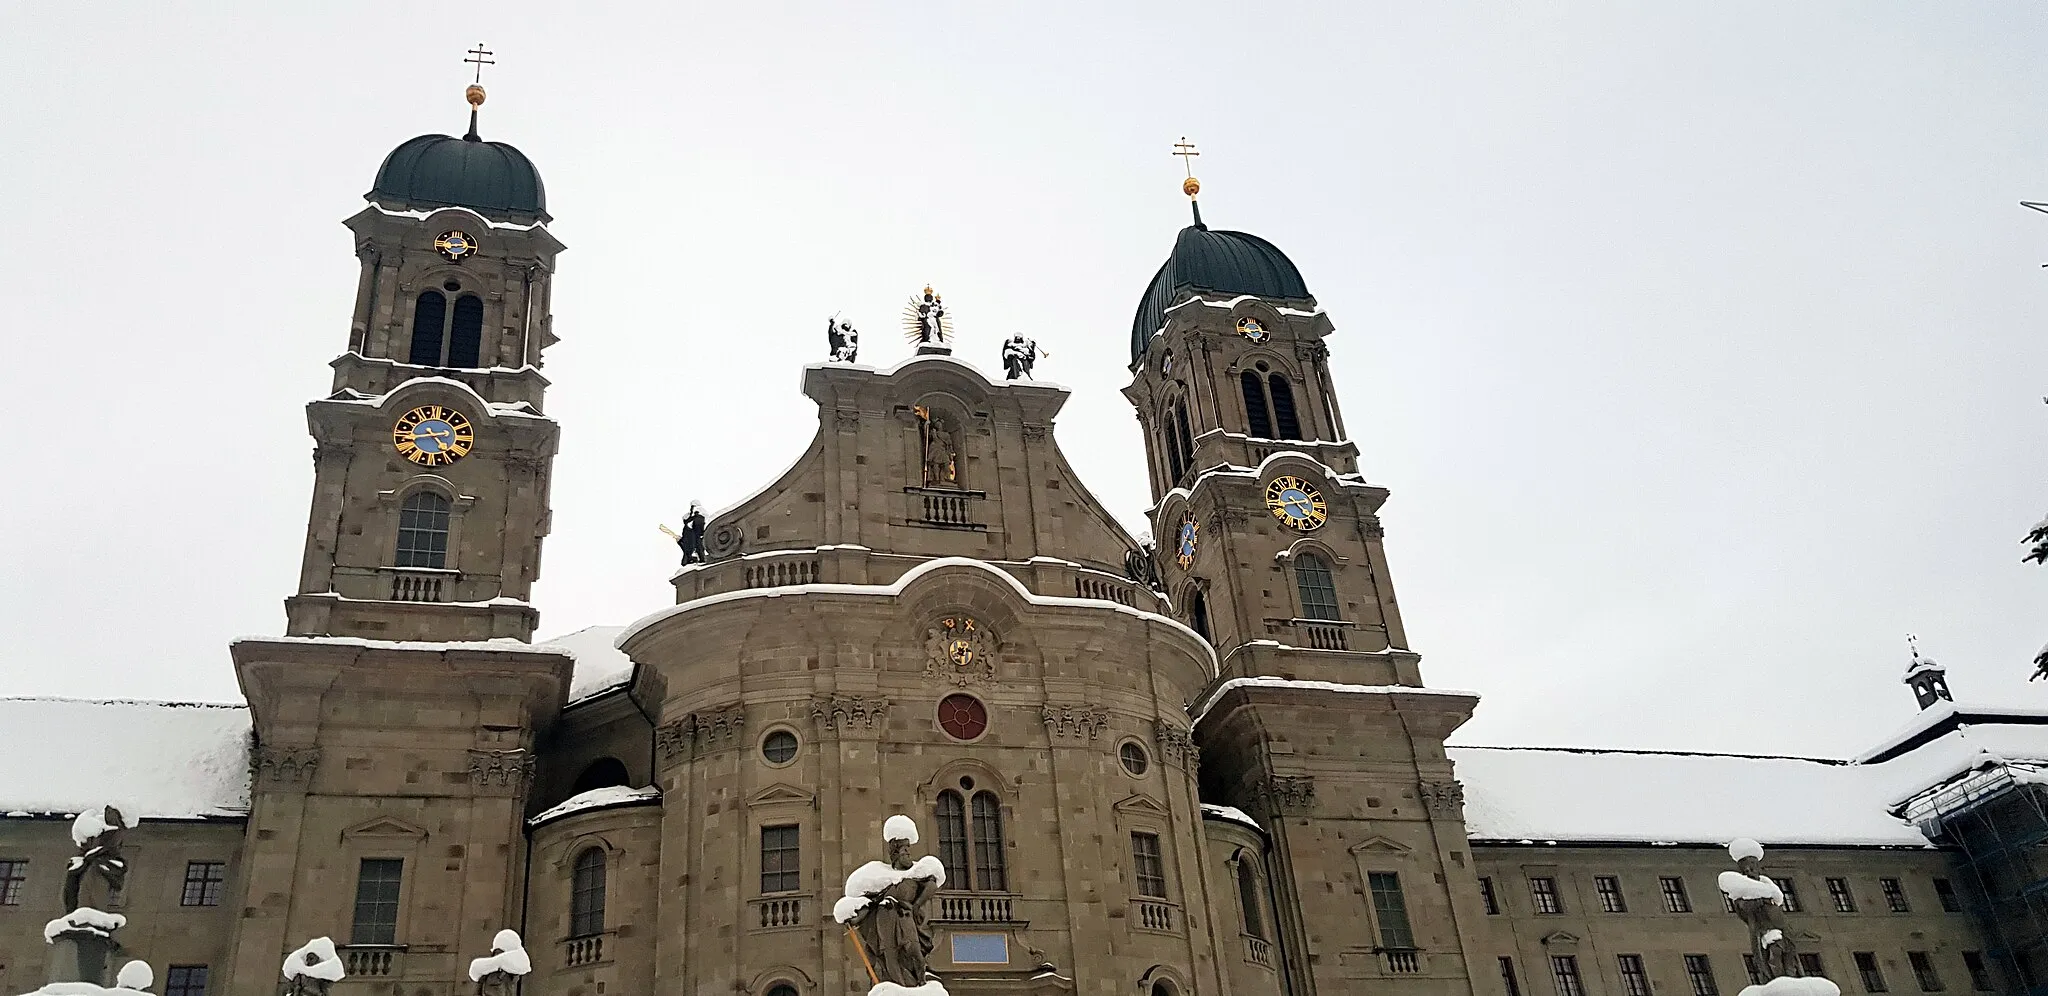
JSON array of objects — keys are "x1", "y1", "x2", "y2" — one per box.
[
  {"x1": 407, "y1": 290, "x2": 486, "y2": 368},
  {"x1": 394, "y1": 491, "x2": 451, "y2": 569},
  {"x1": 1163, "y1": 398, "x2": 1196, "y2": 485},
  {"x1": 1241, "y1": 371, "x2": 1274, "y2": 438},
  {"x1": 1294, "y1": 552, "x2": 1340, "y2": 620},
  {"x1": 1237, "y1": 858, "x2": 1266, "y2": 939},
  {"x1": 936, "y1": 789, "x2": 1008, "y2": 891},
  {"x1": 1187, "y1": 588, "x2": 1212, "y2": 643},
  {"x1": 569, "y1": 848, "x2": 606, "y2": 938},
  {"x1": 1269, "y1": 375, "x2": 1302, "y2": 440}
]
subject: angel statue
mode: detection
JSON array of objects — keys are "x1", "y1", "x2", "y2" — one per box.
[
  {"x1": 827, "y1": 314, "x2": 860, "y2": 363},
  {"x1": 1001, "y1": 334, "x2": 1042, "y2": 380}
]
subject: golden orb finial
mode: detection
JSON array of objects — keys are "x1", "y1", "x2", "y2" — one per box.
[
  {"x1": 1182, "y1": 176, "x2": 1201, "y2": 198},
  {"x1": 466, "y1": 84, "x2": 487, "y2": 108}
]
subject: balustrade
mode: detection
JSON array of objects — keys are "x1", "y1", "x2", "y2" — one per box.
[
  {"x1": 339, "y1": 947, "x2": 398, "y2": 977},
  {"x1": 389, "y1": 571, "x2": 447, "y2": 602},
  {"x1": 755, "y1": 896, "x2": 804, "y2": 929},
  {"x1": 1134, "y1": 899, "x2": 1177, "y2": 932},
  {"x1": 563, "y1": 935, "x2": 605, "y2": 967},
  {"x1": 744, "y1": 559, "x2": 818, "y2": 588}
]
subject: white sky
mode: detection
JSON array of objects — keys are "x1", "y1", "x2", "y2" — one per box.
[{"x1": 3, "y1": 3, "x2": 2046, "y2": 759}]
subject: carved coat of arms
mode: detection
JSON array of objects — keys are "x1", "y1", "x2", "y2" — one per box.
[{"x1": 924, "y1": 616, "x2": 996, "y2": 686}]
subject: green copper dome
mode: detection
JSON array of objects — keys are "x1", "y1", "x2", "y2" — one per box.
[
  {"x1": 368, "y1": 131, "x2": 547, "y2": 221},
  {"x1": 1130, "y1": 218, "x2": 1311, "y2": 367}
]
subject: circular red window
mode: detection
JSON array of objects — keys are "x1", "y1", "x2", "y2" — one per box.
[{"x1": 937, "y1": 694, "x2": 989, "y2": 741}]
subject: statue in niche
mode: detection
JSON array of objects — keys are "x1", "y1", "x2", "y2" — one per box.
[
  {"x1": 827, "y1": 313, "x2": 860, "y2": 363},
  {"x1": 917, "y1": 406, "x2": 958, "y2": 487}
]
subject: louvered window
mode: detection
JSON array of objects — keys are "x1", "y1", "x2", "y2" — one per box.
[
  {"x1": 408, "y1": 291, "x2": 446, "y2": 365},
  {"x1": 1269, "y1": 374, "x2": 1302, "y2": 439},
  {"x1": 1241, "y1": 372, "x2": 1273, "y2": 437}
]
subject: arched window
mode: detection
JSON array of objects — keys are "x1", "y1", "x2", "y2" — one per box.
[
  {"x1": 1294, "y1": 552, "x2": 1340, "y2": 620},
  {"x1": 1241, "y1": 371, "x2": 1274, "y2": 438},
  {"x1": 571, "y1": 758, "x2": 629, "y2": 795},
  {"x1": 1152, "y1": 984, "x2": 1177, "y2": 996},
  {"x1": 394, "y1": 491, "x2": 451, "y2": 569},
  {"x1": 766, "y1": 986, "x2": 799, "y2": 996},
  {"x1": 1269, "y1": 374, "x2": 1302, "y2": 440},
  {"x1": 1237, "y1": 858, "x2": 1266, "y2": 939},
  {"x1": 935, "y1": 789, "x2": 1007, "y2": 891},
  {"x1": 408, "y1": 291, "x2": 446, "y2": 366},
  {"x1": 1187, "y1": 588, "x2": 1211, "y2": 643},
  {"x1": 569, "y1": 848, "x2": 606, "y2": 938},
  {"x1": 1161, "y1": 404, "x2": 1188, "y2": 485},
  {"x1": 449, "y1": 294, "x2": 484, "y2": 368}
]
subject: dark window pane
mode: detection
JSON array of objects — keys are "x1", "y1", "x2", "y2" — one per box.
[
  {"x1": 1480, "y1": 876, "x2": 1501, "y2": 915},
  {"x1": 935, "y1": 791, "x2": 969, "y2": 887},
  {"x1": 181, "y1": 861, "x2": 226, "y2": 907},
  {"x1": 760, "y1": 825, "x2": 800, "y2": 895},
  {"x1": 1269, "y1": 374, "x2": 1302, "y2": 439},
  {"x1": 0, "y1": 860, "x2": 28, "y2": 905},
  {"x1": 1827, "y1": 877, "x2": 1857, "y2": 913},
  {"x1": 1502, "y1": 957, "x2": 1522, "y2": 996},
  {"x1": 1800, "y1": 954, "x2": 1828, "y2": 980},
  {"x1": 408, "y1": 291, "x2": 446, "y2": 365},
  {"x1": 1530, "y1": 876, "x2": 1563, "y2": 915},
  {"x1": 1173, "y1": 402, "x2": 1195, "y2": 482},
  {"x1": 571, "y1": 758, "x2": 629, "y2": 794},
  {"x1": 1552, "y1": 956, "x2": 1585, "y2": 996},
  {"x1": 1685, "y1": 955, "x2": 1720, "y2": 996},
  {"x1": 1661, "y1": 876, "x2": 1693, "y2": 913},
  {"x1": 1596, "y1": 875, "x2": 1627, "y2": 913},
  {"x1": 1934, "y1": 878, "x2": 1962, "y2": 913},
  {"x1": 1368, "y1": 872, "x2": 1414, "y2": 948},
  {"x1": 1962, "y1": 952, "x2": 1994, "y2": 992},
  {"x1": 1745, "y1": 956, "x2": 1764, "y2": 987},
  {"x1": 1187, "y1": 589, "x2": 1211, "y2": 642},
  {"x1": 1857, "y1": 952, "x2": 1889, "y2": 993},
  {"x1": 448, "y1": 294, "x2": 484, "y2": 368},
  {"x1": 1910, "y1": 952, "x2": 1944, "y2": 993},
  {"x1": 1132, "y1": 832, "x2": 1167, "y2": 898},
  {"x1": 1237, "y1": 859, "x2": 1264, "y2": 939},
  {"x1": 1241, "y1": 371, "x2": 1273, "y2": 438},
  {"x1": 351, "y1": 858, "x2": 403, "y2": 945},
  {"x1": 1295, "y1": 554, "x2": 1340, "y2": 620},
  {"x1": 165, "y1": 966, "x2": 209, "y2": 996},
  {"x1": 1619, "y1": 954, "x2": 1652, "y2": 996},
  {"x1": 970, "y1": 792, "x2": 1007, "y2": 892},
  {"x1": 762, "y1": 731, "x2": 799, "y2": 765},
  {"x1": 1774, "y1": 877, "x2": 1803, "y2": 913},
  {"x1": 394, "y1": 491, "x2": 451, "y2": 569},
  {"x1": 570, "y1": 848, "x2": 607, "y2": 937},
  {"x1": 1880, "y1": 878, "x2": 1911, "y2": 913}
]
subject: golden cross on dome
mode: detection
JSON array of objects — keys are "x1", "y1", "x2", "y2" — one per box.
[
  {"x1": 464, "y1": 42, "x2": 496, "y2": 85},
  {"x1": 1172, "y1": 137, "x2": 1200, "y2": 177}
]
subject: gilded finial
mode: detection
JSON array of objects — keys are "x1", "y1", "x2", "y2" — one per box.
[
  {"x1": 1173, "y1": 137, "x2": 1205, "y2": 227},
  {"x1": 462, "y1": 43, "x2": 495, "y2": 141}
]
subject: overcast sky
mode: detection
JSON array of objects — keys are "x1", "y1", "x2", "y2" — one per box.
[{"x1": 3, "y1": 3, "x2": 2045, "y2": 759}]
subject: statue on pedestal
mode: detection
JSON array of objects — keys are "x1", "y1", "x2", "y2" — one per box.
[
  {"x1": 827, "y1": 314, "x2": 860, "y2": 363},
  {"x1": 676, "y1": 501, "x2": 707, "y2": 564},
  {"x1": 902, "y1": 286, "x2": 952, "y2": 352},
  {"x1": 1000, "y1": 335, "x2": 1042, "y2": 380},
  {"x1": 834, "y1": 816, "x2": 947, "y2": 993},
  {"x1": 1720, "y1": 838, "x2": 1840, "y2": 996}
]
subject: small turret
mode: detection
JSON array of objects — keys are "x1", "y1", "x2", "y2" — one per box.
[{"x1": 1903, "y1": 635, "x2": 1953, "y2": 711}]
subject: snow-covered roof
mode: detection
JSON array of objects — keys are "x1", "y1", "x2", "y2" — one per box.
[
  {"x1": 537, "y1": 625, "x2": 634, "y2": 705},
  {"x1": 527, "y1": 785, "x2": 660, "y2": 827},
  {"x1": 0, "y1": 698, "x2": 250, "y2": 821}
]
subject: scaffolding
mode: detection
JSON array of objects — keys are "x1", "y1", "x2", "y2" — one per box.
[{"x1": 1903, "y1": 760, "x2": 2048, "y2": 996}]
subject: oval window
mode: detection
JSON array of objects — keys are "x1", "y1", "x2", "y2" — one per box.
[
  {"x1": 1120, "y1": 741, "x2": 1150, "y2": 776},
  {"x1": 761, "y1": 729, "x2": 799, "y2": 765}
]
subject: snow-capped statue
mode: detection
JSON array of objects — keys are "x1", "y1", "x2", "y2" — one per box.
[
  {"x1": 30, "y1": 804, "x2": 139, "y2": 992},
  {"x1": 1000, "y1": 334, "x2": 1041, "y2": 380},
  {"x1": 902, "y1": 286, "x2": 952, "y2": 349},
  {"x1": 1719, "y1": 839, "x2": 1840, "y2": 996},
  {"x1": 65, "y1": 806, "x2": 133, "y2": 913},
  {"x1": 834, "y1": 815, "x2": 948, "y2": 996},
  {"x1": 827, "y1": 314, "x2": 860, "y2": 363},
  {"x1": 468, "y1": 928, "x2": 532, "y2": 996},
  {"x1": 677, "y1": 501, "x2": 707, "y2": 565},
  {"x1": 282, "y1": 937, "x2": 346, "y2": 996}
]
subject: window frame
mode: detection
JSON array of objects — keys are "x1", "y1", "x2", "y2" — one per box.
[
  {"x1": 394, "y1": 489, "x2": 454, "y2": 570},
  {"x1": 1933, "y1": 877, "x2": 1962, "y2": 913},
  {"x1": 1879, "y1": 877, "x2": 1911, "y2": 913},
  {"x1": 934, "y1": 789, "x2": 1008, "y2": 893},
  {"x1": 1293, "y1": 552, "x2": 1341, "y2": 621},
  {"x1": 0, "y1": 859, "x2": 25, "y2": 906},
  {"x1": 1800, "y1": 954, "x2": 1828, "y2": 980},
  {"x1": 1618, "y1": 954, "x2": 1652, "y2": 996},
  {"x1": 1502, "y1": 957, "x2": 1523, "y2": 996},
  {"x1": 1367, "y1": 871, "x2": 1416, "y2": 949},
  {"x1": 1961, "y1": 952, "x2": 1994, "y2": 992},
  {"x1": 759, "y1": 825, "x2": 802, "y2": 896},
  {"x1": 1131, "y1": 831, "x2": 1168, "y2": 899},
  {"x1": 1529, "y1": 876, "x2": 1564, "y2": 915},
  {"x1": 569, "y1": 847, "x2": 608, "y2": 939},
  {"x1": 1684, "y1": 955, "x2": 1720, "y2": 996},
  {"x1": 1909, "y1": 952, "x2": 1944, "y2": 993},
  {"x1": 1660, "y1": 875, "x2": 1693, "y2": 913},
  {"x1": 164, "y1": 965, "x2": 209, "y2": 996},
  {"x1": 1480, "y1": 875, "x2": 1502, "y2": 915},
  {"x1": 350, "y1": 857, "x2": 404, "y2": 946},
  {"x1": 407, "y1": 288, "x2": 487, "y2": 368},
  {"x1": 1773, "y1": 877, "x2": 1804, "y2": 913},
  {"x1": 180, "y1": 861, "x2": 227, "y2": 907},
  {"x1": 1595, "y1": 874, "x2": 1628, "y2": 913},
  {"x1": 1552, "y1": 955, "x2": 1586, "y2": 996},
  {"x1": 1235, "y1": 856, "x2": 1265, "y2": 940},
  {"x1": 1855, "y1": 952, "x2": 1889, "y2": 993},
  {"x1": 1826, "y1": 876, "x2": 1858, "y2": 913}
]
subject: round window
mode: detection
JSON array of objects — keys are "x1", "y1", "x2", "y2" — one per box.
[
  {"x1": 761, "y1": 729, "x2": 799, "y2": 765},
  {"x1": 937, "y1": 694, "x2": 989, "y2": 741},
  {"x1": 442, "y1": 279, "x2": 462, "y2": 292},
  {"x1": 1120, "y1": 741, "x2": 1150, "y2": 776}
]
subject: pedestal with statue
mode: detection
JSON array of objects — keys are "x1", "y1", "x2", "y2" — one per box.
[
  {"x1": 834, "y1": 816, "x2": 950, "y2": 996},
  {"x1": 14, "y1": 804, "x2": 154, "y2": 996},
  {"x1": 1719, "y1": 838, "x2": 1842, "y2": 996}
]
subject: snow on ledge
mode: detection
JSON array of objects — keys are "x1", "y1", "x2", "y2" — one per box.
[
  {"x1": 1191, "y1": 677, "x2": 1478, "y2": 726},
  {"x1": 1201, "y1": 803, "x2": 1264, "y2": 833},
  {"x1": 231, "y1": 635, "x2": 573, "y2": 657},
  {"x1": 527, "y1": 786, "x2": 660, "y2": 827}
]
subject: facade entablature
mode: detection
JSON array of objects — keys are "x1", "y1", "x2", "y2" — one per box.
[{"x1": 328, "y1": 352, "x2": 552, "y2": 409}]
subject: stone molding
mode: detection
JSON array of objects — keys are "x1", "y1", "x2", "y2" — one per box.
[
  {"x1": 811, "y1": 694, "x2": 889, "y2": 734},
  {"x1": 1256, "y1": 775, "x2": 1316, "y2": 815},
  {"x1": 1153, "y1": 720, "x2": 1202, "y2": 771},
  {"x1": 657, "y1": 705, "x2": 748, "y2": 765},
  {"x1": 1041, "y1": 704, "x2": 1109, "y2": 741},
  {"x1": 1419, "y1": 779, "x2": 1464, "y2": 816},
  {"x1": 252, "y1": 745, "x2": 321, "y2": 788},
  {"x1": 468, "y1": 748, "x2": 535, "y2": 792}
]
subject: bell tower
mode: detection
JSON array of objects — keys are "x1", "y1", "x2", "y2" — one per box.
[
  {"x1": 285, "y1": 73, "x2": 566, "y2": 642},
  {"x1": 1127, "y1": 152, "x2": 1488, "y2": 996}
]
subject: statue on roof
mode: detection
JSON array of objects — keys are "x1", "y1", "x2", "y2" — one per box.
[
  {"x1": 1001, "y1": 334, "x2": 1042, "y2": 380},
  {"x1": 903, "y1": 286, "x2": 952, "y2": 349},
  {"x1": 828, "y1": 314, "x2": 860, "y2": 363},
  {"x1": 676, "y1": 501, "x2": 707, "y2": 565}
]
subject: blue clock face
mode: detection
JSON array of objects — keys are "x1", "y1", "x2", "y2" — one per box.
[
  {"x1": 1175, "y1": 515, "x2": 1199, "y2": 567},
  {"x1": 411, "y1": 419, "x2": 457, "y2": 453},
  {"x1": 1264, "y1": 475, "x2": 1327, "y2": 530}
]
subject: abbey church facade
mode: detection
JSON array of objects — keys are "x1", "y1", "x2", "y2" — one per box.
[{"x1": 0, "y1": 90, "x2": 2041, "y2": 996}]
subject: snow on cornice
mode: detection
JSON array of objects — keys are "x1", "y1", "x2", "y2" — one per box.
[
  {"x1": 1191, "y1": 675, "x2": 1477, "y2": 727},
  {"x1": 230, "y1": 634, "x2": 572, "y2": 657},
  {"x1": 802, "y1": 352, "x2": 1073, "y2": 395},
  {"x1": 527, "y1": 785, "x2": 660, "y2": 827},
  {"x1": 620, "y1": 556, "x2": 1217, "y2": 675},
  {"x1": 1200, "y1": 803, "x2": 1265, "y2": 834},
  {"x1": 321, "y1": 377, "x2": 553, "y2": 421},
  {"x1": 671, "y1": 544, "x2": 873, "y2": 581},
  {"x1": 364, "y1": 201, "x2": 551, "y2": 233},
  {"x1": 1150, "y1": 451, "x2": 1377, "y2": 517}
]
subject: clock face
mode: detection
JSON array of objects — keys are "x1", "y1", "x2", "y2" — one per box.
[
  {"x1": 1264, "y1": 475, "x2": 1327, "y2": 531},
  {"x1": 1175, "y1": 513, "x2": 1199, "y2": 568},
  {"x1": 1237, "y1": 316, "x2": 1269, "y2": 343},
  {"x1": 434, "y1": 230, "x2": 477, "y2": 261},
  {"x1": 392, "y1": 404, "x2": 475, "y2": 467}
]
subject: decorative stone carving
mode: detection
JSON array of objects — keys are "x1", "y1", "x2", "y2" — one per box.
[
  {"x1": 812, "y1": 694, "x2": 890, "y2": 733},
  {"x1": 1021, "y1": 423, "x2": 1050, "y2": 441},
  {"x1": 924, "y1": 616, "x2": 997, "y2": 687},
  {"x1": 1294, "y1": 341, "x2": 1329, "y2": 363},
  {"x1": 1153, "y1": 720, "x2": 1201, "y2": 769},
  {"x1": 1218, "y1": 509, "x2": 1252, "y2": 527},
  {"x1": 656, "y1": 705, "x2": 749, "y2": 765},
  {"x1": 1419, "y1": 779, "x2": 1465, "y2": 815},
  {"x1": 1363, "y1": 517, "x2": 1386, "y2": 540},
  {"x1": 468, "y1": 748, "x2": 535, "y2": 790},
  {"x1": 655, "y1": 720, "x2": 693, "y2": 763},
  {"x1": 834, "y1": 410, "x2": 863, "y2": 428},
  {"x1": 1041, "y1": 704, "x2": 1110, "y2": 740},
  {"x1": 1257, "y1": 775, "x2": 1316, "y2": 815},
  {"x1": 253, "y1": 745, "x2": 322, "y2": 787}
]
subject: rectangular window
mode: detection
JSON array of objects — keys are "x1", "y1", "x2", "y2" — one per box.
[
  {"x1": 1961, "y1": 952, "x2": 1993, "y2": 992},
  {"x1": 1801, "y1": 954, "x2": 1828, "y2": 980},
  {"x1": 0, "y1": 860, "x2": 24, "y2": 906},
  {"x1": 1596, "y1": 875, "x2": 1628, "y2": 913},
  {"x1": 1530, "y1": 876, "x2": 1563, "y2": 914},
  {"x1": 350, "y1": 858, "x2": 403, "y2": 945},
  {"x1": 181, "y1": 861, "x2": 227, "y2": 907},
  {"x1": 1502, "y1": 957, "x2": 1523, "y2": 996},
  {"x1": 1131, "y1": 832, "x2": 1167, "y2": 898},
  {"x1": 760, "y1": 825, "x2": 800, "y2": 894},
  {"x1": 1744, "y1": 956, "x2": 1764, "y2": 987},
  {"x1": 1827, "y1": 877, "x2": 1858, "y2": 913},
  {"x1": 1619, "y1": 954, "x2": 1652, "y2": 996},
  {"x1": 1661, "y1": 876, "x2": 1693, "y2": 913},
  {"x1": 1481, "y1": 876, "x2": 1502, "y2": 915},
  {"x1": 1857, "y1": 953, "x2": 1889, "y2": 993},
  {"x1": 1552, "y1": 955, "x2": 1586, "y2": 996},
  {"x1": 1775, "y1": 877, "x2": 1804, "y2": 913},
  {"x1": 1934, "y1": 878, "x2": 1962, "y2": 913},
  {"x1": 1910, "y1": 952, "x2": 1944, "y2": 993},
  {"x1": 1685, "y1": 955, "x2": 1720, "y2": 996},
  {"x1": 1880, "y1": 878, "x2": 1910, "y2": 913},
  {"x1": 164, "y1": 966, "x2": 208, "y2": 996},
  {"x1": 1368, "y1": 872, "x2": 1415, "y2": 949}
]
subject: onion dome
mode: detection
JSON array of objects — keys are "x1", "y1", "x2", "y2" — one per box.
[
  {"x1": 1130, "y1": 214, "x2": 1311, "y2": 367},
  {"x1": 366, "y1": 86, "x2": 547, "y2": 221}
]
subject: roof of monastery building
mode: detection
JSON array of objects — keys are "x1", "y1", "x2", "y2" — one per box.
[{"x1": 10, "y1": 632, "x2": 2044, "y2": 848}]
